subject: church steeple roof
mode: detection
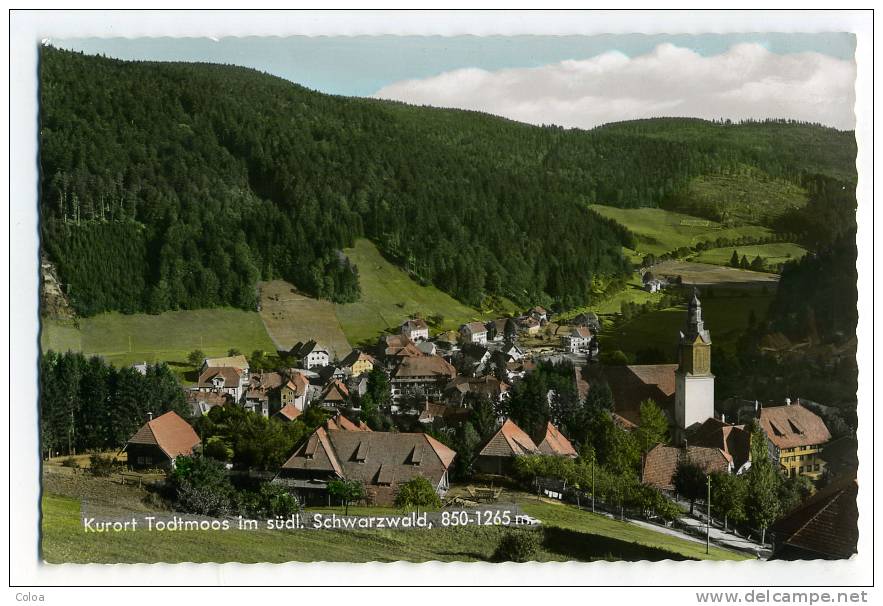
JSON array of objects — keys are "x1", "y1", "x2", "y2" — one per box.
[{"x1": 680, "y1": 288, "x2": 711, "y2": 344}]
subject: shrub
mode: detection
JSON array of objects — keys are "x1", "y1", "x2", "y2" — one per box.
[
  {"x1": 494, "y1": 529, "x2": 542, "y2": 562},
  {"x1": 89, "y1": 453, "x2": 115, "y2": 477},
  {"x1": 61, "y1": 457, "x2": 80, "y2": 469},
  {"x1": 394, "y1": 476, "x2": 441, "y2": 512}
]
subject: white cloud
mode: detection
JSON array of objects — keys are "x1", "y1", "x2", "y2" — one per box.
[{"x1": 373, "y1": 43, "x2": 856, "y2": 130}]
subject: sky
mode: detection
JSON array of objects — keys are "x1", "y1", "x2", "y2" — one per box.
[{"x1": 54, "y1": 34, "x2": 857, "y2": 130}]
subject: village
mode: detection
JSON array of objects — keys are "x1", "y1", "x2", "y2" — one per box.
[{"x1": 109, "y1": 289, "x2": 856, "y2": 561}]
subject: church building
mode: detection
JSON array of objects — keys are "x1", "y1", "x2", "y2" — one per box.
[
  {"x1": 602, "y1": 289, "x2": 716, "y2": 435},
  {"x1": 675, "y1": 289, "x2": 715, "y2": 431}
]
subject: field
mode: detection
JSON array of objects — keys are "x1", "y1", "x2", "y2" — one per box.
[
  {"x1": 600, "y1": 292, "x2": 775, "y2": 361},
  {"x1": 651, "y1": 260, "x2": 780, "y2": 286},
  {"x1": 334, "y1": 239, "x2": 512, "y2": 346},
  {"x1": 589, "y1": 205, "x2": 772, "y2": 258},
  {"x1": 40, "y1": 308, "x2": 277, "y2": 376},
  {"x1": 40, "y1": 472, "x2": 747, "y2": 563},
  {"x1": 692, "y1": 243, "x2": 807, "y2": 268},
  {"x1": 662, "y1": 165, "x2": 809, "y2": 227},
  {"x1": 258, "y1": 280, "x2": 352, "y2": 359}
]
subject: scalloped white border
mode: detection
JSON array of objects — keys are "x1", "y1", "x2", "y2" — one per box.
[{"x1": 6, "y1": 4, "x2": 875, "y2": 597}]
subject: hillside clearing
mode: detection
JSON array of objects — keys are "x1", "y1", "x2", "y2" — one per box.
[
  {"x1": 662, "y1": 165, "x2": 809, "y2": 227},
  {"x1": 589, "y1": 205, "x2": 772, "y2": 257},
  {"x1": 258, "y1": 280, "x2": 352, "y2": 359},
  {"x1": 335, "y1": 239, "x2": 513, "y2": 347},
  {"x1": 650, "y1": 260, "x2": 780, "y2": 285}
]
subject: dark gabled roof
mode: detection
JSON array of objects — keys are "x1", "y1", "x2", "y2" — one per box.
[
  {"x1": 127, "y1": 411, "x2": 200, "y2": 460},
  {"x1": 402, "y1": 318, "x2": 429, "y2": 331},
  {"x1": 603, "y1": 364, "x2": 678, "y2": 425},
  {"x1": 197, "y1": 366, "x2": 243, "y2": 389},
  {"x1": 281, "y1": 429, "x2": 456, "y2": 489},
  {"x1": 291, "y1": 339, "x2": 329, "y2": 357},
  {"x1": 771, "y1": 474, "x2": 858, "y2": 560},
  {"x1": 391, "y1": 355, "x2": 457, "y2": 379},
  {"x1": 340, "y1": 349, "x2": 375, "y2": 369}
]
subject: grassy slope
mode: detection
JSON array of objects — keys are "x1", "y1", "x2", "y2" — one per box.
[
  {"x1": 41, "y1": 492, "x2": 747, "y2": 563},
  {"x1": 589, "y1": 205, "x2": 772, "y2": 257},
  {"x1": 335, "y1": 239, "x2": 514, "y2": 346},
  {"x1": 41, "y1": 239, "x2": 513, "y2": 366},
  {"x1": 662, "y1": 165, "x2": 809, "y2": 226},
  {"x1": 693, "y1": 243, "x2": 808, "y2": 268},
  {"x1": 518, "y1": 500, "x2": 747, "y2": 562},
  {"x1": 40, "y1": 308, "x2": 277, "y2": 372},
  {"x1": 556, "y1": 272, "x2": 663, "y2": 323},
  {"x1": 600, "y1": 292, "x2": 774, "y2": 360}
]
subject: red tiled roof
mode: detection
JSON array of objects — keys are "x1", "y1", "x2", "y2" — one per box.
[
  {"x1": 127, "y1": 411, "x2": 200, "y2": 460},
  {"x1": 692, "y1": 418, "x2": 751, "y2": 470},
  {"x1": 536, "y1": 422, "x2": 578, "y2": 457},
  {"x1": 325, "y1": 413, "x2": 371, "y2": 432},
  {"x1": 321, "y1": 379, "x2": 350, "y2": 402},
  {"x1": 275, "y1": 403, "x2": 302, "y2": 422},
  {"x1": 479, "y1": 419, "x2": 539, "y2": 458},
  {"x1": 642, "y1": 444, "x2": 730, "y2": 490},
  {"x1": 759, "y1": 404, "x2": 832, "y2": 450}
]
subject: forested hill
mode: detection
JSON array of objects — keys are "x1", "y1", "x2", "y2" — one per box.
[{"x1": 39, "y1": 46, "x2": 856, "y2": 317}]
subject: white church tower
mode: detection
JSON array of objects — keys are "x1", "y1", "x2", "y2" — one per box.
[{"x1": 675, "y1": 289, "x2": 715, "y2": 430}]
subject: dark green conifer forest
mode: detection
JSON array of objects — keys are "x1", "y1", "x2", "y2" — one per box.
[{"x1": 39, "y1": 46, "x2": 857, "y2": 316}]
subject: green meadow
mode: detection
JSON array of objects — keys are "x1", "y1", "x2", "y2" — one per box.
[
  {"x1": 693, "y1": 243, "x2": 807, "y2": 268},
  {"x1": 335, "y1": 239, "x2": 514, "y2": 346},
  {"x1": 41, "y1": 492, "x2": 747, "y2": 563},
  {"x1": 40, "y1": 308, "x2": 277, "y2": 379},
  {"x1": 589, "y1": 205, "x2": 772, "y2": 257}
]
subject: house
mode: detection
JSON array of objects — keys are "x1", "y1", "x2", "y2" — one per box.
[
  {"x1": 390, "y1": 355, "x2": 458, "y2": 402},
  {"x1": 536, "y1": 422, "x2": 578, "y2": 458},
  {"x1": 383, "y1": 334, "x2": 424, "y2": 362},
  {"x1": 201, "y1": 354, "x2": 249, "y2": 376},
  {"x1": 641, "y1": 444, "x2": 732, "y2": 491},
  {"x1": 340, "y1": 349, "x2": 376, "y2": 377},
  {"x1": 502, "y1": 342, "x2": 525, "y2": 362},
  {"x1": 642, "y1": 272, "x2": 668, "y2": 293},
  {"x1": 757, "y1": 400, "x2": 832, "y2": 479},
  {"x1": 318, "y1": 379, "x2": 351, "y2": 409},
  {"x1": 571, "y1": 312, "x2": 601, "y2": 333},
  {"x1": 124, "y1": 411, "x2": 200, "y2": 470},
  {"x1": 417, "y1": 401, "x2": 472, "y2": 425},
  {"x1": 690, "y1": 416, "x2": 752, "y2": 472},
  {"x1": 518, "y1": 316, "x2": 541, "y2": 336},
  {"x1": 290, "y1": 340, "x2": 331, "y2": 370},
  {"x1": 325, "y1": 412, "x2": 371, "y2": 432},
  {"x1": 275, "y1": 427, "x2": 456, "y2": 506},
  {"x1": 280, "y1": 372, "x2": 310, "y2": 411},
  {"x1": 185, "y1": 389, "x2": 231, "y2": 416},
  {"x1": 416, "y1": 341, "x2": 438, "y2": 356},
  {"x1": 273, "y1": 403, "x2": 302, "y2": 423},
  {"x1": 561, "y1": 326, "x2": 594, "y2": 354},
  {"x1": 459, "y1": 322, "x2": 488, "y2": 345},
  {"x1": 132, "y1": 361, "x2": 149, "y2": 376},
  {"x1": 243, "y1": 390, "x2": 270, "y2": 418},
  {"x1": 475, "y1": 419, "x2": 539, "y2": 475},
  {"x1": 197, "y1": 366, "x2": 248, "y2": 401},
  {"x1": 444, "y1": 375, "x2": 510, "y2": 406},
  {"x1": 770, "y1": 473, "x2": 858, "y2": 560},
  {"x1": 401, "y1": 318, "x2": 430, "y2": 342},
  {"x1": 529, "y1": 306, "x2": 548, "y2": 324}
]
